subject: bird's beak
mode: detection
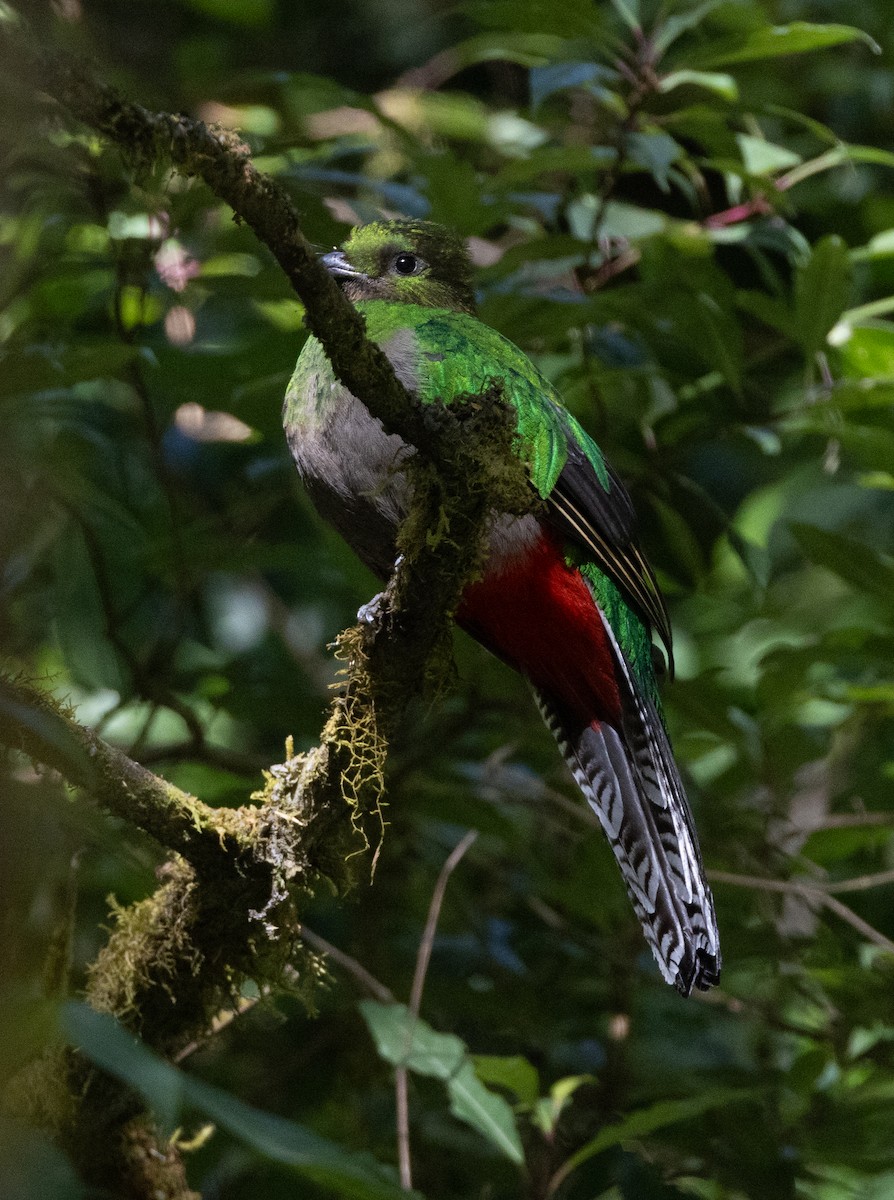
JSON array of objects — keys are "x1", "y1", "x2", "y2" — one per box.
[{"x1": 321, "y1": 250, "x2": 364, "y2": 279}]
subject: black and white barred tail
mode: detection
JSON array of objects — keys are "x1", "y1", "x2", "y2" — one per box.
[{"x1": 535, "y1": 612, "x2": 720, "y2": 996}]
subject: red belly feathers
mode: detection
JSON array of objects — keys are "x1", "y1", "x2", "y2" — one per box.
[{"x1": 456, "y1": 529, "x2": 622, "y2": 730}]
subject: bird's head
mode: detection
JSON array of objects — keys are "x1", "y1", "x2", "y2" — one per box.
[{"x1": 321, "y1": 220, "x2": 476, "y2": 313}]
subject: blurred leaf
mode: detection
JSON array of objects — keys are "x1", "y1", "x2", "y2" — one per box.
[
  {"x1": 851, "y1": 229, "x2": 894, "y2": 262},
  {"x1": 556, "y1": 1089, "x2": 760, "y2": 1177},
  {"x1": 567, "y1": 197, "x2": 669, "y2": 241},
  {"x1": 182, "y1": 0, "x2": 274, "y2": 26},
  {"x1": 51, "y1": 528, "x2": 128, "y2": 693},
  {"x1": 608, "y1": 0, "x2": 639, "y2": 32},
  {"x1": 0, "y1": 1119, "x2": 84, "y2": 1200},
  {"x1": 653, "y1": 0, "x2": 728, "y2": 55},
  {"x1": 658, "y1": 69, "x2": 738, "y2": 101},
  {"x1": 794, "y1": 235, "x2": 853, "y2": 360},
  {"x1": 532, "y1": 1074, "x2": 592, "y2": 1136},
  {"x1": 625, "y1": 131, "x2": 682, "y2": 191},
  {"x1": 529, "y1": 61, "x2": 618, "y2": 108},
  {"x1": 789, "y1": 523, "x2": 894, "y2": 605},
  {"x1": 694, "y1": 22, "x2": 879, "y2": 67},
  {"x1": 63, "y1": 1005, "x2": 415, "y2": 1199},
  {"x1": 736, "y1": 134, "x2": 801, "y2": 176},
  {"x1": 834, "y1": 325, "x2": 894, "y2": 381},
  {"x1": 471, "y1": 1054, "x2": 540, "y2": 1106}
]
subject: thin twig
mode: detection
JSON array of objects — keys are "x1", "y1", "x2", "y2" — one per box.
[
  {"x1": 819, "y1": 894, "x2": 894, "y2": 955},
  {"x1": 409, "y1": 830, "x2": 479, "y2": 1017},
  {"x1": 395, "y1": 1066, "x2": 412, "y2": 1191},
  {"x1": 819, "y1": 867, "x2": 894, "y2": 894},
  {"x1": 709, "y1": 869, "x2": 894, "y2": 956},
  {"x1": 298, "y1": 925, "x2": 395, "y2": 1004},
  {"x1": 396, "y1": 830, "x2": 478, "y2": 1190},
  {"x1": 797, "y1": 812, "x2": 894, "y2": 830},
  {"x1": 174, "y1": 991, "x2": 264, "y2": 1063}
]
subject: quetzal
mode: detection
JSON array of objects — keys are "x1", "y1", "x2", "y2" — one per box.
[{"x1": 284, "y1": 220, "x2": 720, "y2": 995}]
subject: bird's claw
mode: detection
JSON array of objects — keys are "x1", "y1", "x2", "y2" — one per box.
[{"x1": 357, "y1": 592, "x2": 386, "y2": 626}]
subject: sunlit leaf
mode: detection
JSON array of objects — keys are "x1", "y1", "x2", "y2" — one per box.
[
  {"x1": 447, "y1": 1061, "x2": 524, "y2": 1163},
  {"x1": 471, "y1": 1054, "x2": 540, "y2": 1106},
  {"x1": 736, "y1": 134, "x2": 801, "y2": 176},
  {"x1": 693, "y1": 22, "x2": 879, "y2": 67},
  {"x1": 658, "y1": 69, "x2": 738, "y2": 101}
]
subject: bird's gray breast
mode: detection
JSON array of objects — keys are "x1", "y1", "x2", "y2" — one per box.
[
  {"x1": 284, "y1": 327, "x2": 542, "y2": 581},
  {"x1": 284, "y1": 332, "x2": 415, "y2": 578}
]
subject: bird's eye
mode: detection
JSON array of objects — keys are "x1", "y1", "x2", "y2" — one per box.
[{"x1": 392, "y1": 253, "x2": 422, "y2": 276}]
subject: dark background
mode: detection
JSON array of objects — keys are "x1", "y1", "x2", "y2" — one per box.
[{"x1": 2, "y1": 0, "x2": 894, "y2": 1196}]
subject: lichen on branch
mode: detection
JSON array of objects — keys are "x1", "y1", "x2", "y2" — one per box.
[{"x1": 0, "y1": 17, "x2": 538, "y2": 1200}]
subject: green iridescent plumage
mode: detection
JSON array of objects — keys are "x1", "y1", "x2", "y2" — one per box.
[
  {"x1": 284, "y1": 219, "x2": 720, "y2": 994},
  {"x1": 286, "y1": 296, "x2": 654, "y2": 697}
]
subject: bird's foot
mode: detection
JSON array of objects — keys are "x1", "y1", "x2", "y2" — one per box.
[{"x1": 357, "y1": 592, "x2": 386, "y2": 626}]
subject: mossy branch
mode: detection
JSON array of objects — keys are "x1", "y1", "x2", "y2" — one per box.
[
  {"x1": 0, "y1": 13, "x2": 472, "y2": 465},
  {"x1": 0, "y1": 14, "x2": 537, "y2": 1200}
]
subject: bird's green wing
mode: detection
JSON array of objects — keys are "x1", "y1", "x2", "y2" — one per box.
[{"x1": 370, "y1": 305, "x2": 672, "y2": 668}]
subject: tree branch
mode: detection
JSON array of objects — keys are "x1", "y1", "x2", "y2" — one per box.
[
  {"x1": 709, "y1": 869, "x2": 894, "y2": 957},
  {"x1": 0, "y1": 14, "x2": 480, "y2": 467},
  {"x1": 0, "y1": 15, "x2": 535, "y2": 1199}
]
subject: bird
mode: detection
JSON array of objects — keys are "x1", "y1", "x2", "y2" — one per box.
[{"x1": 284, "y1": 219, "x2": 720, "y2": 995}]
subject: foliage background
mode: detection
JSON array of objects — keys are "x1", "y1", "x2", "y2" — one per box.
[{"x1": 2, "y1": 0, "x2": 894, "y2": 1196}]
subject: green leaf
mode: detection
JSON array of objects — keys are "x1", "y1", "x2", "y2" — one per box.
[
  {"x1": 793, "y1": 235, "x2": 853, "y2": 360},
  {"x1": 736, "y1": 134, "x2": 801, "y2": 176},
  {"x1": 556, "y1": 1089, "x2": 759, "y2": 1178},
  {"x1": 736, "y1": 290, "x2": 795, "y2": 338},
  {"x1": 608, "y1": 0, "x2": 639, "y2": 32},
  {"x1": 360, "y1": 1002, "x2": 524, "y2": 1163},
  {"x1": 658, "y1": 69, "x2": 738, "y2": 101},
  {"x1": 566, "y1": 197, "x2": 668, "y2": 241},
  {"x1": 533, "y1": 1074, "x2": 593, "y2": 1136},
  {"x1": 834, "y1": 325, "x2": 894, "y2": 381},
  {"x1": 851, "y1": 229, "x2": 894, "y2": 262},
  {"x1": 360, "y1": 1000, "x2": 465, "y2": 1079},
  {"x1": 435, "y1": 31, "x2": 567, "y2": 72},
  {"x1": 447, "y1": 1062, "x2": 524, "y2": 1163},
  {"x1": 624, "y1": 131, "x2": 682, "y2": 191},
  {"x1": 63, "y1": 1005, "x2": 415, "y2": 1200},
  {"x1": 788, "y1": 524, "x2": 894, "y2": 606},
  {"x1": 694, "y1": 23, "x2": 879, "y2": 67},
  {"x1": 529, "y1": 61, "x2": 617, "y2": 109},
  {"x1": 51, "y1": 528, "x2": 128, "y2": 692},
  {"x1": 471, "y1": 1054, "x2": 540, "y2": 1106},
  {"x1": 0, "y1": 1118, "x2": 84, "y2": 1200},
  {"x1": 652, "y1": 0, "x2": 728, "y2": 55},
  {"x1": 494, "y1": 145, "x2": 615, "y2": 187}
]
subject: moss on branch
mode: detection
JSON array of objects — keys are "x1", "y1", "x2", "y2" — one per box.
[{"x1": 0, "y1": 17, "x2": 537, "y2": 1200}]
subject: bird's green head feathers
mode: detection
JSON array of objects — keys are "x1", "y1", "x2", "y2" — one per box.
[{"x1": 322, "y1": 220, "x2": 476, "y2": 313}]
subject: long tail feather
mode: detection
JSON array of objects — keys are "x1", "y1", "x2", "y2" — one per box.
[{"x1": 534, "y1": 615, "x2": 720, "y2": 996}]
